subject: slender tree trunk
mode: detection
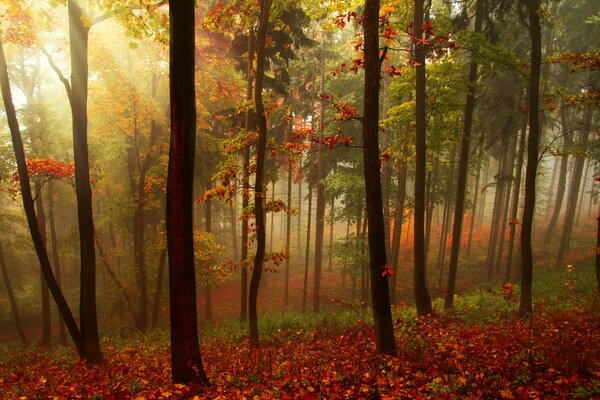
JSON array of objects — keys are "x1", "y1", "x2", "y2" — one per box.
[
  {"x1": 495, "y1": 133, "x2": 518, "y2": 276},
  {"x1": 544, "y1": 107, "x2": 572, "y2": 242},
  {"x1": 576, "y1": 159, "x2": 591, "y2": 226},
  {"x1": 297, "y1": 180, "x2": 302, "y2": 257},
  {"x1": 302, "y1": 186, "x2": 313, "y2": 313},
  {"x1": 505, "y1": 108, "x2": 528, "y2": 281},
  {"x1": 328, "y1": 196, "x2": 335, "y2": 272},
  {"x1": 35, "y1": 183, "x2": 51, "y2": 346},
  {"x1": 557, "y1": 108, "x2": 593, "y2": 266},
  {"x1": 1, "y1": 36, "x2": 84, "y2": 356},
  {"x1": 248, "y1": 0, "x2": 272, "y2": 348},
  {"x1": 313, "y1": 42, "x2": 327, "y2": 313},
  {"x1": 151, "y1": 248, "x2": 167, "y2": 328},
  {"x1": 413, "y1": 0, "x2": 432, "y2": 316},
  {"x1": 47, "y1": 181, "x2": 66, "y2": 344},
  {"x1": 424, "y1": 167, "x2": 436, "y2": 267},
  {"x1": 444, "y1": 0, "x2": 483, "y2": 308},
  {"x1": 67, "y1": 0, "x2": 102, "y2": 361},
  {"x1": 520, "y1": 0, "x2": 542, "y2": 317},
  {"x1": 269, "y1": 180, "x2": 275, "y2": 252},
  {"x1": 477, "y1": 158, "x2": 490, "y2": 231},
  {"x1": 486, "y1": 149, "x2": 508, "y2": 280},
  {"x1": 240, "y1": 31, "x2": 254, "y2": 323},
  {"x1": 596, "y1": 210, "x2": 600, "y2": 298},
  {"x1": 284, "y1": 138, "x2": 293, "y2": 306},
  {"x1": 167, "y1": 0, "x2": 209, "y2": 384},
  {"x1": 0, "y1": 239, "x2": 27, "y2": 344},
  {"x1": 466, "y1": 134, "x2": 484, "y2": 256},
  {"x1": 390, "y1": 163, "x2": 407, "y2": 304},
  {"x1": 205, "y1": 199, "x2": 213, "y2": 321},
  {"x1": 437, "y1": 151, "x2": 455, "y2": 291}
]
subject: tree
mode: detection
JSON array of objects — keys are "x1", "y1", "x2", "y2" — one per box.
[
  {"x1": 0, "y1": 35, "x2": 84, "y2": 357},
  {"x1": 166, "y1": 0, "x2": 209, "y2": 385},
  {"x1": 413, "y1": 0, "x2": 432, "y2": 316},
  {"x1": 361, "y1": 0, "x2": 397, "y2": 356},
  {"x1": 444, "y1": 0, "x2": 483, "y2": 310},
  {"x1": 248, "y1": 0, "x2": 272, "y2": 349},
  {"x1": 520, "y1": 0, "x2": 542, "y2": 317}
]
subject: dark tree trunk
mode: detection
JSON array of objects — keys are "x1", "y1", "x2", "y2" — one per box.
[
  {"x1": 313, "y1": 46, "x2": 327, "y2": 313},
  {"x1": 0, "y1": 239, "x2": 27, "y2": 344},
  {"x1": 47, "y1": 181, "x2": 66, "y2": 344},
  {"x1": 444, "y1": 0, "x2": 483, "y2": 308},
  {"x1": 424, "y1": 166, "x2": 436, "y2": 267},
  {"x1": 505, "y1": 108, "x2": 528, "y2": 282},
  {"x1": 413, "y1": 0, "x2": 432, "y2": 316},
  {"x1": 437, "y1": 151, "x2": 455, "y2": 291},
  {"x1": 240, "y1": 31, "x2": 254, "y2": 323},
  {"x1": 297, "y1": 180, "x2": 302, "y2": 257},
  {"x1": 151, "y1": 248, "x2": 167, "y2": 328},
  {"x1": 248, "y1": 0, "x2": 272, "y2": 348},
  {"x1": 1, "y1": 36, "x2": 84, "y2": 356},
  {"x1": 556, "y1": 108, "x2": 593, "y2": 267},
  {"x1": 67, "y1": 0, "x2": 101, "y2": 361},
  {"x1": 34, "y1": 183, "x2": 51, "y2": 346},
  {"x1": 544, "y1": 107, "x2": 572, "y2": 242},
  {"x1": 269, "y1": 180, "x2": 275, "y2": 253},
  {"x1": 302, "y1": 186, "x2": 313, "y2": 313},
  {"x1": 361, "y1": 0, "x2": 397, "y2": 356},
  {"x1": 520, "y1": 0, "x2": 542, "y2": 317},
  {"x1": 167, "y1": 0, "x2": 209, "y2": 385}
]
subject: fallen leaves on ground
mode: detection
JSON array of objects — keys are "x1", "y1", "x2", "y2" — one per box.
[{"x1": 1, "y1": 307, "x2": 599, "y2": 399}]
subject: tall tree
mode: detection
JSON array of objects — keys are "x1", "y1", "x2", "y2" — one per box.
[
  {"x1": 520, "y1": 0, "x2": 542, "y2": 317},
  {"x1": 362, "y1": 0, "x2": 397, "y2": 356},
  {"x1": 167, "y1": 0, "x2": 209, "y2": 384},
  {"x1": 444, "y1": 0, "x2": 484, "y2": 309},
  {"x1": 413, "y1": 0, "x2": 432, "y2": 316},
  {"x1": 248, "y1": 0, "x2": 272, "y2": 348},
  {"x1": 1, "y1": 36, "x2": 84, "y2": 357}
]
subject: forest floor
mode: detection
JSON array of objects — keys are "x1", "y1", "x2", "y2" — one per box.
[{"x1": 1, "y1": 267, "x2": 599, "y2": 399}]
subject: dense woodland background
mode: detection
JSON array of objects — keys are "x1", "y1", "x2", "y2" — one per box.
[{"x1": 0, "y1": 0, "x2": 599, "y2": 398}]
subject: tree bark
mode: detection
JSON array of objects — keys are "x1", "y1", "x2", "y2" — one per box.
[
  {"x1": 556, "y1": 107, "x2": 593, "y2": 267},
  {"x1": 362, "y1": 0, "x2": 397, "y2": 355},
  {"x1": 313, "y1": 40, "x2": 327, "y2": 313},
  {"x1": 1, "y1": 36, "x2": 84, "y2": 356},
  {"x1": 34, "y1": 182, "x2": 52, "y2": 346},
  {"x1": 543, "y1": 107, "x2": 572, "y2": 242},
  {"x1": 47, "y1": 181, "x2": 66, "y2": 344},
  {"x1": 240, "y1": 31, "x2": 254, "y2": 323},
  {"x1": 413, "y1": 0, "x2": 432, "y2": 316},
  {"x1": 167, "y1": 0, "x2": 209, "y2": 384},
  {"x1": 520, "y1": 0, "x2": 542, "y2": 317},
  {"x1": 248, "y1": 0, "x2": 272, "y2": 348},
  {"x1": 284, "y1": 126, "x2": 293, "y2": 306},
  {"x1": 444, "y1": 0, "x2": 483, "y2": 308},
  {"x1": 302, "y1": 186, "x2": 313, "y2": 313},
  {"x1": 151, "y1": 248, "x2": 167, "y2": 328},
  {"x1": 390, "y1": 163, "x2": 407, "y2": 304}
]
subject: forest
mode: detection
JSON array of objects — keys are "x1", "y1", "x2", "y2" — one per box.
[{"x1": 0, "y1": 0, "x2": 599, "y2": 398}]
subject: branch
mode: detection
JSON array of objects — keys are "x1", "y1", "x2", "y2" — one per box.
[
  {"x1": 92, "y1": 0, "x2": 167, "y2": 25},
  {"x1": 39, "y1": 47, "x2": 72, "y2": 101}
]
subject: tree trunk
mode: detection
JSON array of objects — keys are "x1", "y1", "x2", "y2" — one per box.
[
  {"x1": 47, "y1": 181, "x2": 66, "y2": 344},
  {"x1": 0, "y1": 239, "x2": 27, "y2": 344},
  {"x1": 390, "y1": 163, "x2": 407, "y2": 304},
  {"x1": 444, "y1": 0, "x2": 483, "y2": 308},
  {"x1": 167, "y1": 0, "x2": 209, "y2": 384},
  {"x1": 328, "y1": 196, "x2": 335, "y2": 272},
  {"x1": 437, "y1": 151, "x2": 455, "y2": 291},
  {"x1": 34, "y1": 182, "x2": 52, "y2": 346},
  {"x1": 520, "y1": 0, "x2": 542, "y2": 317},
  {"x1": 466, "y1": 134, "x2": 485, "y2": 256},
  {"x1": 240, "y1": 32, "x2": 254, "y2": 323},
  {"x1": 413, "y1": 0, "x2": 432, "y2": 316},
  {"x1": 505, "y1": 107, "x2": 528, "y2": 282},
  {"x1": 556, "y1": 107, "x2": 593, "y2": 267},
  {"x1": 1, "y1": 36, "x2": 84, "y2": 356},
  {"x1": 205, "y1": 198, "x2": 213, "y2": 321},
  {"x1": 67, "y1": 0, "x2": 101, "y2": 361},
  {"x1": 596, "y1": 211, "x2": 600, "y2": 298},
  {"x1": 495, "y1": 133, "x2": 518, "y2": 276},
  {"x1": 248, "y1": 0, "x2": 272, "y2": 348},
  {"x1": 486, "y1": 148, "x2": 508, "y2": 280},
  {"x1": 302, "y1": 186, "x2": 313, "y2": 313},
  {"x1": 284, "y1": 135, "x2": 293, "y2": 306},
  {"x1": 313, "y1": 41, "x2": 327, "y2": 313},
  {"x1": 543, "y1": 107, "x2": 572, "y2": 242},
  {"x1": 151, "y1": 248, "x2": 167, "y2": 328}
]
